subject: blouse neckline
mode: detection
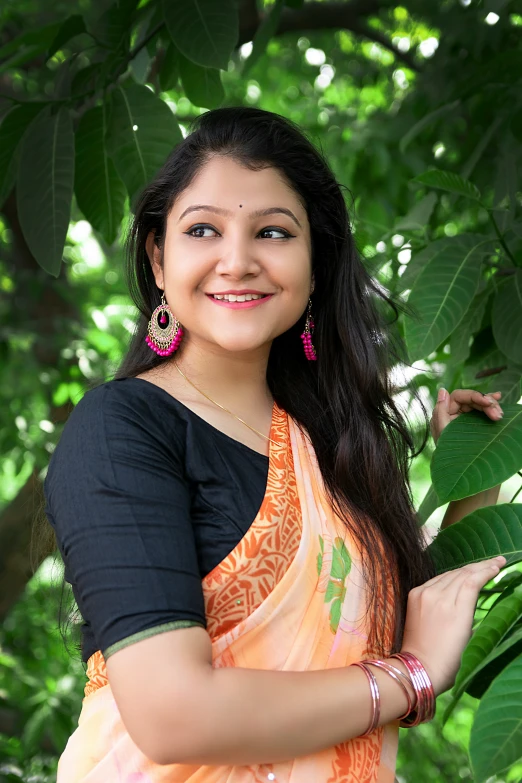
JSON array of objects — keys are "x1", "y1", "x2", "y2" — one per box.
[{"x1": 118, "y1": 376, "x2": 271, "y2": 462}]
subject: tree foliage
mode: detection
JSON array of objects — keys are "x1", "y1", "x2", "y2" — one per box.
[{"x1": 1, "y1": 0, "x2": 522, "y2": 780}]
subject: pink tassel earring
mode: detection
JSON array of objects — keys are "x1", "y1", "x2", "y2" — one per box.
[
  {"x1": 145, "y1": 292, "x2": 184, "y2": 357},
  {"x1": 300, "y1": 297, "x2": 317, "y2": 361}
]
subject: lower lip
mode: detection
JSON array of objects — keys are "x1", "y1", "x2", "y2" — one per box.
[{"x1": 206, "y1": 294, "x2": 274, "y2": 309}]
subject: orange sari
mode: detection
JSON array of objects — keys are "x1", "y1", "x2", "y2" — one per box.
[{"x1": 58, "y1": 402, "x2": 399, "y2": 782}]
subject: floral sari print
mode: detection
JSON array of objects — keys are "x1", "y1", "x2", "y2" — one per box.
[{"x1": 58, "y1": 402, "x2": 400, "y2": 783}]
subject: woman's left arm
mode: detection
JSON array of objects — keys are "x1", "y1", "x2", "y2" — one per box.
[{"x1": 430, "y1": 388, "x2": 504, "y2": 530}]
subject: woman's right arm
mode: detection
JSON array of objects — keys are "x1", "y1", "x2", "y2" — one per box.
[{"x1": 106, "y1": 556, "x2": 505, "y2": 766}]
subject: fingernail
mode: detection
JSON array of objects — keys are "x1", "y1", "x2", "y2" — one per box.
[
  {"x1": 485, "y1": 395, "x2": 495, "y2": 404},
  {"x1": 437, "y1": 388, "x2": 447, "y2": 402}
]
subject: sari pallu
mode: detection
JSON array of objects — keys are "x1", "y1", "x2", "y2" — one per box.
[{"x1": 58, "y1": 402, "x2": 400, "y2": 783}]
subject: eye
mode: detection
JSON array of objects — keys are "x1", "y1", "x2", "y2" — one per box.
[
  {"x1": 259, "y1": 227, "x2": 294, "y2": 239},
  {"x1": 185, "y1": 224, "x2": 218, "y2": 238}
]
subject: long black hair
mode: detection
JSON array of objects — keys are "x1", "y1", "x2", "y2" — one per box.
[{"x1": 113, "y1": 106, "x2": 435, "y2": 656}]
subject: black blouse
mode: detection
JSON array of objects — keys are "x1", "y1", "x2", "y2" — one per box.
[{"x1": 43, "y1": 377, "x2": 270, "y2": 663}]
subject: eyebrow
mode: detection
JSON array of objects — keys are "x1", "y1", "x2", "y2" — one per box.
[{"x1": 177, "y1": 204, "x2": 302, "y2": 229}]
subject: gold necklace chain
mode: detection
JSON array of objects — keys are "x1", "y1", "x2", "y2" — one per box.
[{"x1": 173, "y1": 360, "x2": 279, "y2": 447}]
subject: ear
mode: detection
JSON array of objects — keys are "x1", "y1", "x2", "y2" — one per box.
[{"x1": 145, "y1": 230, "x2": 164, "y2": 290}]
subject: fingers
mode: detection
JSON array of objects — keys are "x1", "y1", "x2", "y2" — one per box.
[
  {"x1": 417, "y1": 557, "x2": 506, "y2": 594},
  {"x1": 448, "y1": 389, "x2": 503, "y2": 420},
  {"x1": 440, "y1": 558, "x2": 505, "y2": 603}
]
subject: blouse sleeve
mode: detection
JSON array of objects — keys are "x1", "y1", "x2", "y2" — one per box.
[{"x1": 43, "y1": 382, "x2": 207, "y2": 660}]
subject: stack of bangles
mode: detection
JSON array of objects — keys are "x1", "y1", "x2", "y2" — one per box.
[{"x1": 350, "y1": 651, "x2": 436, "y2": 735}]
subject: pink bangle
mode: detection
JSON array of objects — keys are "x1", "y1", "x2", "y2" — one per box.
[
  {"x1": 390, "y1": 652, "x2": 436, "y2": 727},
  {"x1": 364, "y1": 659, "x2": 416, "y2": 721},
  {"x1": 351, "y1": 661, "x2": 380, "y2": 736}
]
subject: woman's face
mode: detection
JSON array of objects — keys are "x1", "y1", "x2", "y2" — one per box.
[{"x1": 147, "y1": 155, "x2": 313, "y2": 356}]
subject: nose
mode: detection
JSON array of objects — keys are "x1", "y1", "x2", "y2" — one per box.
[{"x1": 213, "y1": 229, "x2": 261, "y2": 279}]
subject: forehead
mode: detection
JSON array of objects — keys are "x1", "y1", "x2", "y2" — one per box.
[{"x1": 172, "y1": 155, "x2": 306, "y2": 214}]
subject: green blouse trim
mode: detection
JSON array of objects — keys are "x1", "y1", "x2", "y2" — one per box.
[{"x1": 102, "y1": 620, "x2": 206, "y2": 660}]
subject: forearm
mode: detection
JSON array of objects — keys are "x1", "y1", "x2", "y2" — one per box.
[
  {"x1": 159, "y1": 659, "x2": 414, "y2": 766},
  {"x1": 441, "y1": 484, "x2": 501, "y2": 530}
]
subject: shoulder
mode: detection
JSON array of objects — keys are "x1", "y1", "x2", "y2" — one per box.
[{"x1": 44, "y1": 378, "x2": 189, "y2": 497}]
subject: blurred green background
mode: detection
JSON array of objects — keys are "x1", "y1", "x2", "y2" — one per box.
[{"x1": 1, "y1": 0, "x2": 522, "y2": 780}]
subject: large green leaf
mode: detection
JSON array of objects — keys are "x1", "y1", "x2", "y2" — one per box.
[
  {"x1": 443, "y1": 586, "x2": 522, "y2": 723},
  {"x1": 106, "y1": 84, "x2": 183, "y2": 205},
  {"x1": 162, "y1": 0, "x2": 239, "y2": 70},
  {"x1": 492, "y1": 270, "x2": 522, "y2": 365},
  {"x1": 404, "y1": 235, "x2": 488, "y2": 362},
  {"x1": 0, "y1": 102, "x2": 46, "y2": 208},
  {"x1": 431, "y1": 405, "x2": 522, "y2": 503},
  {"x1": 469, "y1": 653, "x2": 522, "y2": 782},
  {"x1": 243, "y1": 0, "x2": 285, "y2": 77},
  {"x1": 0, "y1": 22, "x2": 61, "y2": 71},
  {"x1": 397, "y1": 237, "x2": 453, "y2": 292},
  {"x1": 428, "y1": 504, "x2": 522, "y2": 574},
  {"x1": 16, "y1": 107, "x2": 74, "y2": 277},
  {"x1": 75, "y1": 105, "x2": 127, "y2": 245},
  {"x1": 413, "y1": 169, "x2": 481, "y2": 201},
  {"x1": 449, "y1": 288, "x2": 490, "y2": 365},
  {"x1": 179, "y1": 55, "x2": 225, "y2": 109},
  {"x1": 416, "y1": 484, "x2": 440, "y2": 526},
  {"x1": 159, "y1": 42, "x2": 180, "y2": 91}
]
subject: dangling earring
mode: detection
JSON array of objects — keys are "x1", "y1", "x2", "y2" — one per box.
[
  {"x1": 300, "y1": 297, "x2": 317, "y2": 361},
  {"x1": 145, "y1": 292, "x2": 184, "y2": 357}
]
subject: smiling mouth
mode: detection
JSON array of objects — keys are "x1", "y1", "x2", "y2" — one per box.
[{"x1": 207, "y1": 293, "x2": 270, "y2": 302}]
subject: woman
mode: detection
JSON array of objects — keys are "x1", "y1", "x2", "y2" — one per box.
[{"x1": 43, "y1": 106, "x2": 505, "y2": 782}]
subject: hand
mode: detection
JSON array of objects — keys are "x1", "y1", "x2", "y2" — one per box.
[
  {"x1": 400, "y1": 556, "x2": 507, "y2": 696},
  {"x1": 430, "y1": 388, "x2": 503, "y2": 445}
]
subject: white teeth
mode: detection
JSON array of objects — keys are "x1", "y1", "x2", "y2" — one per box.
[{"x1": 212, "y1": 293, "x2": 266, "y2": 301}]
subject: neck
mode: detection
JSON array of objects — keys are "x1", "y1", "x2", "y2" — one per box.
[{"x1": 170, "y1": 339, "x2": 274, "y2": 411}]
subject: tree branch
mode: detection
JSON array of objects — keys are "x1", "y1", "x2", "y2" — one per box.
[{"x1": 237, "y1": 1, "x2": 420, "y2": 72}]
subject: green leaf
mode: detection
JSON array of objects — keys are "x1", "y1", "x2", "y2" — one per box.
[
  {"x1": 47, "y1": 14, "x2": 86, "y2": 59},
  {"x1": 428, "y1": 503, "x2": 522, "y2": 574},
  {"x1": 0, "y1": 102, "x2": 46, "y2": 208},
  {"x1": 404, "y1": 235, "x2": 488, "y2": 362},
  {"x1": 106, "y1": 84, "x2": 182, "y2": 205},
  {"x1": 160, "y1": 42, "x2": 180, "y2": 91},
  {"x1": 469, "y1": 653, "x2": 522, "y2": 782},
  {"x1": 162, "y1": 0, "x2": 239, "y2": 70},
  {"x1": 466, "y1": 627, "x2": 522, "y2": 701},
  {"x1": 413, "y1": 169, "x2": 481, "y2": 201},
  {"x1": 399, "y1": 101, "x2": 460, "y2": 153},
  {"x1": 449, "y1": 288, "x2": 490, "y2": 365},
  {"x1": 395, "y1": 192, "x2": 438, "y2": 232},
  {"x1": 492, "y1": 270, "x2": 522, "y2": 365},
  {"x1": 416, "y1": 484, "x2": 440, "y2": 526},
  {"x1": 431, "y1": 405, "x2": 522, "y2": 503},
  {"x1": 243, "y1": 0, "x2": 285, "y2": 77},
  {"x1": 397, "y1": 237, "x2": 454, "y2": 292},
  {"x1": 16, "y1": 107, "x2": 74, "y2": 277},
  {"x1": 75, "y1": 105, "x2": 127, "y2": 245},
  {"x1": 0, "y1": 22, "x2": 61, "y2": 64},
  {"x1": 179, "y1": 55, "x2": 225, "y2": 109},
  {"x1": 443, "y1": 586, "x2": 522, "y2": 723},
  {"x1": 88, "y1": 0, "x2": 137, "y2": 50}
]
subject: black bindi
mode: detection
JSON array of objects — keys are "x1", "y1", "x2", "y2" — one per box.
[{"x1": 239, "y1": 204, "x2": 243, "y2": 207}]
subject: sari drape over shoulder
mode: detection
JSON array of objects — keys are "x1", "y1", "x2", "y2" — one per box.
[{"x1": 58, "y1": 403, "x2": 399, "y2": 783}]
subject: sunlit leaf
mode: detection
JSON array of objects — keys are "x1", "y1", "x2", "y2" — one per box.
[
  {"x1": 404, "y1": 235, "x2": 489, "y2": 362},
  {"x1": 431, "y1": 405, "x2": 522, "y2": 503}
]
